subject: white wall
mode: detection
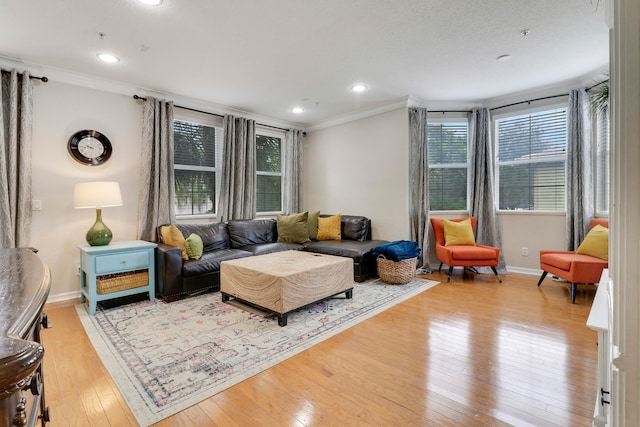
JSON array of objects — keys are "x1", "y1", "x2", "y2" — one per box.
[
  {"x1": 498, "y1": 213, "x2": 566, "y2": 272},
  {"x1": 303, "y1": 108, "x2": 410, "y2": 241},
  {"x1": 30, "y1": 81, "x2": 143, "y2": 300},
  {"x1": 306, "y1": 107, "x2": 570, "y2": 274}
]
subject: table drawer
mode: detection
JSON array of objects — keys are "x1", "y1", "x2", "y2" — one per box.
[{"x1": 95, "y1": 250, "x2": 150, "y2": 274}]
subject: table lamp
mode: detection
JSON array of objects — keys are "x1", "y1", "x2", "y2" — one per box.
[{"x1": 74, "y1": 181, "x2": 123, "y2": 246}]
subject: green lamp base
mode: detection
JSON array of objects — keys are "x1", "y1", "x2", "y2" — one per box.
[{"x1": 86, "y1": 208, "x2": 113, "y2": 246}]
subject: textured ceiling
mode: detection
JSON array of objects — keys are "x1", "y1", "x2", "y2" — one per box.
[{"x1": 0, "y1": 0, "x2": 609, "y2": 127}]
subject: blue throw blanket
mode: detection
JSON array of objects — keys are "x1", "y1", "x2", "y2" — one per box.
[{"x1": 371, "y1": 240, "x2": 420, "y2": 262}]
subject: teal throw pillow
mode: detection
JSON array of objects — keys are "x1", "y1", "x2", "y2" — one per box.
[
  {"x1": 185, "y1": 233, "x2": 204, "y2": 260},
  {"x1": 277, "y1": 212, "x2": 310, "y2": 243}
]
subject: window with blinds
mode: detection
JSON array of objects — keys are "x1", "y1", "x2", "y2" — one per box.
[
  {"x1": 595, "y1": 109, "x2": 610, "y2": 214},
  {"x1": 173, "y1": 120, "x2": 221, "y2": 216},
  {"x1": 496, "y1": 108, "x2": 567, "y2": 211},
  {"x1": 256, "y1": 132, "x2": 283, "y2": 213},
  {"x1": 428, "y1": 122, "x2": 468, "y2": 211}
]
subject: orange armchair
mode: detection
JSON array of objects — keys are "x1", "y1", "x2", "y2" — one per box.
[
  {"x1": 430, "y1": 217, "x2": 502, "y2": 283},
  {"x1": 537, "y1": 219, "x2": 609, "y2": 304}
]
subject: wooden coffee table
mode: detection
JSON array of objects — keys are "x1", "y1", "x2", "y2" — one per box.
[{"x1": 220, "y1": 250, "x2": 354, "y2": 326}]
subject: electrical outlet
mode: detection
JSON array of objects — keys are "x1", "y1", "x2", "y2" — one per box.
[
  {"x1": 76, "y1": 265, "x2": 81, "y2": 276},
  {"x1": 521, "y1": 247, "x2": 528, "y2": 256}
]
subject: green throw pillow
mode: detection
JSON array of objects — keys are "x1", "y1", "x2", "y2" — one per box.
[
  {"x1": 185, "y1": 233, "x2": 204, "y2": 260},
  {"x1": 307, "y1": 211, "x2": 320, "y2": 240},
  {"x1": 277, "y1": 212, "x2": 310, "y2": 243}
]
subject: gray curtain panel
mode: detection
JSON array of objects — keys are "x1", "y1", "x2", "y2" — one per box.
[
  {"x1": 566, "y1": 88, "x2": 594, "y2": 250},
  {"x1": 137, "y1": 96, "x2": 175, "y2": 241},
  {"x1": 0, "y1": 69, "x2": 33, "y2": 248},
  {"x1": 283, "y1": 129, "x2": 304, "y2": 214},
  {"x1": 468, "y1": 108, "x2": 506, "y2": 272},
  {"x1": 408, "y1": 107, "x2": 430, "y2": 270},
  {"x1": 218, "y1": 115, "x2": 256, "y2": 221}
]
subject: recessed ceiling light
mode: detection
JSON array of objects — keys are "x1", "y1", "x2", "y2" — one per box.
[
  {"x1": 97, "y1": 53, "x2": 120, "y2": 63},
  {"x1": 496, "y1": 54, "x2": 512, "y2": 62},
  {"x1": 291, "y1": 107, "x2": 304, "y2": 114},
  {"x1": 350, "y1": 84, "x2": 367, "y2": 93},
  {"x1": 138, "y1": 0, "x2": 163, "y2": 5}
]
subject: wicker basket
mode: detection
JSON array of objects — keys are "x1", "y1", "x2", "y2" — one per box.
[
  {"x1": 376, "y1": 255, "x2": 417, "y2": 285},
  {"x1": 96, "y1": 270, "x2": 149, "y2": 294}
]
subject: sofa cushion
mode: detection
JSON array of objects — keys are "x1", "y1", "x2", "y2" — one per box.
[
  {"x1": 160, "y1": 224, "x2": 188, "y2": 260},
  {"x1": 317, "y1": 214, "x2": 341, "y2": 240},
  {"x1": 305, "y1": 239, "x2": 387, "y2": 263},
  {"x1": 307, "y1": 211, "x2": 320, "y2": 240},
  {"x1": 178, "y1": 223, "x2": 230, "y2": 252},
  {"x1": 276, "y1": 212, "x2": 310, "y2": 243},
  {"x1": 340, "y1": 215, "x2": 370, "y2": 241},
  {"x1": 184, "y1": 233, "x2": 204, "y2": 260},
  {"x1": 182, "y1": 249, "x2": 252, "y2": 278},
  {"x1": 240, "y1": 242, "x2": 304, "y2": 256},
  {"x1": 227, "y1": 219, "x2": 277, "y2": 248}
]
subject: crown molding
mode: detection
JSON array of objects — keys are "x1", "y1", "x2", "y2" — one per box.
[
  {"x1": 0, "y1": 55, "x2": 303, "y2": 131},
  {"x1": 305, "y1": 96, "x2": 420, "y2": 132}
]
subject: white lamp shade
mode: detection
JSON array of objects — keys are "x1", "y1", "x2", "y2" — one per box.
[{"x1": 74, "y1": 181, "x2": 123, "y2": 209}]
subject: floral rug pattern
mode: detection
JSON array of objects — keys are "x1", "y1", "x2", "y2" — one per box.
[{"x1": 76, "y1": 277, "x2": 438, "y2": 426}]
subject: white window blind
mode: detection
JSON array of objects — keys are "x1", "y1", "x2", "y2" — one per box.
[
  {"x1": 256, "y1": 133, "x2": 283, "y2": 213},
  {"x1": 595, "y1": 109, "x2": 610, "y2": 214},
  {"x1": 173, "y1": 120, "x2": 221, "y2": 216},
  {"x1": 496, "y1": 108, "x2": 567, "y2": 211},
  {"x1": 428, "y1": 122, "x2": 468, "y2": 211}
]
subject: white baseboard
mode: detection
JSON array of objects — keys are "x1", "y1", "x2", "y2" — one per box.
[
  {"x1": 46, "y1": 290, "x2": 81, "y2": 304},
  {"x1": 427, "y1": 263, "x2": 542, "y2": 277},
  {"x1": 505, "y1": 266, "x2": 543, "y2": 276}
]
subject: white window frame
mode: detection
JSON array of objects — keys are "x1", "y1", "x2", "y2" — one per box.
[
  {"x1": 173, "y1": 110, "x2": 223, "y2": 220},
  {"x1": 427, "y1": 116, "x2": 470, "y2": 213},
  {"x1": 493, "y1": 103, "x2": 568, "y2": 213},
  {"x1": 255, "y1": 126, "x2": 285, "y2": 216}
]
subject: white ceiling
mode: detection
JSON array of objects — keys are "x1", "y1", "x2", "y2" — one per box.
[{"x1": 0, "y1": 0, "x2": 609, "y2": 128}]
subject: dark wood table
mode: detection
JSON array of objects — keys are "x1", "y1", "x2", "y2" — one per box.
[{"x1": 0, "y1": 248, "x2": 51, "y2": 426}]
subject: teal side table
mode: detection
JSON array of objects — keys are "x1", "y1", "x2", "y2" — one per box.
[{"x1": 78, "y1": 240, "x2": 156, "y2": 315}]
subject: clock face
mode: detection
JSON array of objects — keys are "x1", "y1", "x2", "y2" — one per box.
[
  {"x1": 77, "y1": 136, "x2": 105, "y2": 159},
  {"x1": 67, "y1": 130, "x2": 112, "y2": 165}
]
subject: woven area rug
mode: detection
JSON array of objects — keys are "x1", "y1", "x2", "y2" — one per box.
[{"x1": 76, "y1": 277, "x2": 439, "y2": 426}]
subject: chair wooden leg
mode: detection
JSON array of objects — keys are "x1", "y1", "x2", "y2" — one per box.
[
  {"x1": 537, "y1": 271, "x2": 548, "y2": 287},
  {"x1": 447, "y1": 267, "x2": 453, "y2": 282},
  {"x1": 571, "y1": 283, "x2": 577, "y2": 304},
  {"x1": 490, "y1": 267, "x2": 502, "y2": 283},
  {"x1": 438, "y1": 262, "x2": 443, "y2": 273}
]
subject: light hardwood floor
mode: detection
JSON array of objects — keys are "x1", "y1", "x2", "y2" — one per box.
[{"x1": 41, "y1": 270, "x2": 598, "y2": 426}]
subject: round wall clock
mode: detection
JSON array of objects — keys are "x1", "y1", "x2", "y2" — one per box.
[{"x1": 67, "y1": 130, "x2": 112, "y2": 166}]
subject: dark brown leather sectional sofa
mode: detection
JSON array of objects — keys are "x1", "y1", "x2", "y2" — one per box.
[{"x1": 154, "y1": 215, "x2": 387, "y2": 300}]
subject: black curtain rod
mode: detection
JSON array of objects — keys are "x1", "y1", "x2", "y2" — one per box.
[
  {"x1": 429, "y1": 79, "x2": 609, "y2": 115},
  {"x1": 427, "y1": 95, "x2": 570, "y2": 114},
  {"x1": 0, "y1": 70, "x2": 48, "y2": 82},
  {"x1": 586, "y1": 79, "x2": 608, "y2": 91},
  {"x1": 490, "y1": 93, "x2": 569, "y2": 112},
  {"x1": 133, "y1": 94, "x2": 295, "y2": 133},
  {"x1": 428, "y1": 110, "x2": 472, "y2": 114}
]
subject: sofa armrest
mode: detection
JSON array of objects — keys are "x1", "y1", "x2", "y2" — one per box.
[{"x1": 155, "y1": 242, "x2": 184, "y2": 297}]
